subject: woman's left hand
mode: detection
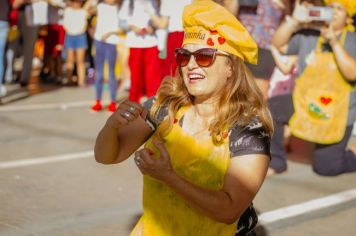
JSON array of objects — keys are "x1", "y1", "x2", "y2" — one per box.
[
  {"x1": 321, "y1": 24, "x2": 337, "y2": 45},
  {"x1": 134, "y1": 140, "x2": 174, "y2": 181}
]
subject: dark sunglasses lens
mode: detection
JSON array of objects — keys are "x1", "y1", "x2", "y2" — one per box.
[
  {"x1": 195, "y1": 49, "x2": 215, "y2": 67},
  {"x1": 175, "y1": 49, "x2": 191, "y2": 67}
]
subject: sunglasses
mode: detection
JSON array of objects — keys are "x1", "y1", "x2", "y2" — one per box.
[{"x1": 175, "y1": 48, "x2": 229, "y2": 67}]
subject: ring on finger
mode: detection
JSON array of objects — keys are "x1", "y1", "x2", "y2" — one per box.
[
  {"x1": 123, "y1": 111, "x2": 131, "y2": 118},
  {"x1": 128, "y1": 106, "x2": 136, "y2": 112},
  {"x1": 134, "y1": 153, "x2": 140, "y2": 165}
]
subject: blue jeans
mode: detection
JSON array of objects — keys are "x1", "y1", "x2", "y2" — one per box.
[
  {"x1": 94, "y1": 40, "x2": 117, "y2": 101},
  {"x1": 0, "y1": 21, "x2": 9, "y2": 88}
]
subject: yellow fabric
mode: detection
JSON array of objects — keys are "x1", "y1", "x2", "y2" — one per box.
[
  {"x1": 130, "y1": 106, "x2": 237, "y2": 236},
  {"x1": 7, "y1": 26, "x2": 20, "y2": 42},
  {"x1": 182, "y1": 0, "x2": 258, "y2": 64},
  {"x1": 289, "y1": 31, "x2": 354, "y2": 144},
  {"x1": 324, "y1": 0, "x2": 356, "y2": 17}
]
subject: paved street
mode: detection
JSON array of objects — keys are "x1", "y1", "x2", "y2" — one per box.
[{"x1": 1, "y1": 84, "x2": 356, "y2": 236}]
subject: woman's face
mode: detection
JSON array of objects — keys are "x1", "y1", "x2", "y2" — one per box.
[
  {"x1": 328, "y1": 2, "x2": 348, "y2": 30},
  {"x1": 179, "y1": 44, "x2": 232, "y2": 103}
]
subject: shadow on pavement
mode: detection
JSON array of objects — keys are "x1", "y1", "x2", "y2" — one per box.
[{"x1": 0, "y1": 76, "x2": 61, "y2": 105}]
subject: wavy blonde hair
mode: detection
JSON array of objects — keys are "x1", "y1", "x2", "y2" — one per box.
[{"x1": 151, "y1": 55, "x2": 274, "y2": 145}]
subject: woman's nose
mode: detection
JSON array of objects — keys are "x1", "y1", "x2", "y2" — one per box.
[{"x1": 187, "y1": 55, "x2": 199, "y2": 69}]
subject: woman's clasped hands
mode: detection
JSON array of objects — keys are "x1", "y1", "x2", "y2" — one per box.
[{"x1": 135, "y1": 140, "x2": 174, "y2": 182}]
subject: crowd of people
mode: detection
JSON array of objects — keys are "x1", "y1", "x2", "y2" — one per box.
[{"x1": 1, "y1": 0, "x2": 356, "y2": 235}]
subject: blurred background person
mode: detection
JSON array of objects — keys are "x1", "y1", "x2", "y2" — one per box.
[
  {"x1": 4, "y1": 0, "x2": 20, "y2": 86},
  {"x1": 62, "y1": 0, "x2": 89, "y2": 87},
  {"x1": 40, "y1": 0, "x2": 66, "y2": 85},
  {"x1": 268, "y1": 45, "x2": 298, "y2": 98},
  {"x1": 268, "y1": 0, "x2": 356, "y2": 176},
  {"x1": 214, "y1": 0, "x2": 239, "y2": 14},
  {"x1": 12, "y1": 0, "x2": 40, "y2": 87},
  {"x1": 118, "y1": 0, "x2": 162, "y2": 103},
  {"x1": 157, "y1": 0, "x2": 191, "y2": 80},
  {"x1": 238, "y1": 0, "x2": 291, "y2": 98},
  {"x1": 90, "y1": 0, "x2": 125, "y2": 112},
  {"x1": 0, "y1": 0, "x2": 10, "y2": 97}
]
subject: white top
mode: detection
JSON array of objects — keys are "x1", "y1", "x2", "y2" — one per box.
[
  {"x1": 94, "y1": 3, "x2": 120, "y2": 44},
  {"x1": 160, "y1": 0, "x2": 191, "y2": 32},
  {"x1": 25, "y1": 1, "x2": 48, "y2": 26},
  {"x1": 63, "y1": 7, "x2": 87, "y2": 35},
  {"x1": 119, "y1": 0, "x2": 158, "y2": 48}
]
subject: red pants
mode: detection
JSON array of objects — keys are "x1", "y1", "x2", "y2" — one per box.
[
  {"x1": 129, "y1": 46, "x2": 161, "y2": 102},
  {"x1": 159, "y1": 31, "x2": 184, "y2": 80}
]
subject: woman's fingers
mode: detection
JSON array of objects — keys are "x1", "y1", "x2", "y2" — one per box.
[
  {"x1": 107, "y1": 100, "x2": 144, "y2": 129},
  {"x1": 153, "y1": 140, "x2": 169, "y2": 160}
]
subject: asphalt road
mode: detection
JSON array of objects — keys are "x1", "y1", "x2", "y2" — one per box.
[{"x1": 1, "y1": 84, "x2": 356, "y2": 236}]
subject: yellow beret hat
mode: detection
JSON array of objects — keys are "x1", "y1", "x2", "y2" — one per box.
[
  {"x1": 324, "y1": 0, "x2": 356, "y2": 17},
  {"x1": 182, "y1": 0, "x2": 258, "y2": 64}
]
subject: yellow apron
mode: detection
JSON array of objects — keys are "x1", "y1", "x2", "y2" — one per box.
[
  {"x1": 130, "y1": 106, "x2": 237, "y2": 236},
  {"x1": 289, "y1": 31, "x2": 354, "y2": 144}
]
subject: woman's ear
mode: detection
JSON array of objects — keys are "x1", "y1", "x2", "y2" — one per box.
[{"x1": 226, "y1": 62, "x2": 233, "y2": 78}]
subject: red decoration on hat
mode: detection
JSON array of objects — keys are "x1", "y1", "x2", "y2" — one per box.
[
  {"x1": 209, "y1": 29, "x2": 218, "y2": 35},
  {"x1": 320, "y1": 96, "x2": 332, "y2": 105},
  {"x1": 217, "y1": 37, "x2": 226, "y2": 45},
  {"x1": 207, "y1": 38, "x2": 214, "y2": 46}
]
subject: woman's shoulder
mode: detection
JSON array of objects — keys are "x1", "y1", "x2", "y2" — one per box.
[
  {"x1": 143, "y1": 97, "x2": 169, "y2": 128},
  {"x1": 346, "y1": 30, "x2": 356, "y2": 42},
  {"x1": 228, "y1": 117, "x2": 271, "y2": 158}
]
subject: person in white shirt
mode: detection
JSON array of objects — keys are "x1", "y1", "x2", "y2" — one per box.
[
  {"x1": 90, "y1": 0, "x2": 125, "y2": 112},
  {"x1": 62, "y1": 0, "x2": 89, "y2": 87},
  {"x1": 119, "y1": 0, "x2": 161, "y2": 103},
  {"x1": 157, "y1": 0, "x2": 191, "y2": 80}
]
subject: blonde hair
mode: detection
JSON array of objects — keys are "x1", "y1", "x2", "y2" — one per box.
[{"x1": 151, "y1": 56, "x2": 274, "y2": 145}]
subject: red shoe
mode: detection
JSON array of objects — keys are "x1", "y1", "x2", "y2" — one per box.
[
  {"x1": 108, "y1": 102, "x2": 116, "y2": 112},
  {"x1": 91, "y1": 100, "x2": 102, "y2": 112}
]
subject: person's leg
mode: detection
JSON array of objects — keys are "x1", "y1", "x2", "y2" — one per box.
[
  {"x1": 106, "y1": 42, "x2": 118, "y2": 103},
  {"x1": 56, "y1": 25, "x2": 65, "y2": 84},
  {"x1": 5, "y1": 46, "x2": 14, "y2": 83},
  {"x1": 65, "y1": 48, "x2": 75, "y2": 85},
  {"x1": 143, "y1": 46, "x2": 161, "y2": 98},
  {"x1": 128, "y1": 48, "x2": 144, "y2": 102},
  {"x1": 91, "y1": 40, "x2": 105, "y2": 111},
  {"x1": 75, "y1": 48, "x2": 86, "y2": 87},
  {"x1": 18, "y1": 12, "x2": 39, "y2": 86},
  {"x1": 313, "y1": 126, "x2": 356, "y2": 176},
  {"x1": 94, "y1": 40, "x2": 105, "y2": 100},
  {"x1": 268, "y1": 94, "x2": 294, "y2": 173},
  {"x1": 0, "y1": 21, "x2": 9, "y2": 96}
]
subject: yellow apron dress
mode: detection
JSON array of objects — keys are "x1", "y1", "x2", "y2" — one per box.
[
  {"x1": 130, "y1": 106, "x2": 237, "y2": 236},
  {"x1": 289, "y1": 31, "x2": 354, "y2": 144}
]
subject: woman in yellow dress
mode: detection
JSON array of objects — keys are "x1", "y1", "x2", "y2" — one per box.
[{"x1": 94, "y1": 0, "x2": 273, "y2": 235}]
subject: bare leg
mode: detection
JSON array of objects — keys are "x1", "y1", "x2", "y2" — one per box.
[
  {"x1": 75, "y1": 48, "x2": 86, "y2": 87},
  {"x1": 66, "y1": 49, "x2": 75, "y2": 85}
]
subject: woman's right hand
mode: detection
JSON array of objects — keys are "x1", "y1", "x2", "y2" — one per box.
[
  {"x1": 292, "y1": 0, "x2": 311, "y2": 24},
  {"x1": 106, "y1": 100, "x2": 147, "y2": 130}
]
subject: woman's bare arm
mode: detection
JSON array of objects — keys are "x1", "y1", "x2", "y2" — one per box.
[{"x1": 94, "y1": 100, "x2": 153, "y2": 164}]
